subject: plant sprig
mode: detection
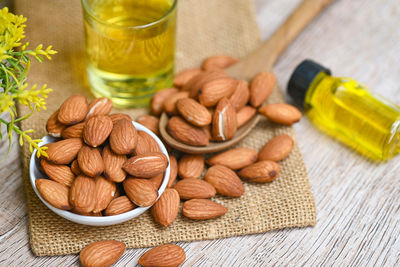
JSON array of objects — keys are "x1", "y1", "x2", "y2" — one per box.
[{"x1": 0, "y1": 7, "x2": 57, "y2": 157}]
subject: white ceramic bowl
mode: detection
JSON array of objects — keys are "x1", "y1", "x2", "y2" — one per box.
[{"x1": 30, "y1": 121, "x2": 170, "y2": 226}]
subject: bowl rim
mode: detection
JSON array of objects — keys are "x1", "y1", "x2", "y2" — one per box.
[{"x1": 30, "y1": 120, "x2": 170, "y2": 226}]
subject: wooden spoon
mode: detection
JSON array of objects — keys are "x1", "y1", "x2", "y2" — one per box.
[{"x1": 160, "y1": 0, "x2": 335, "y2": 154}]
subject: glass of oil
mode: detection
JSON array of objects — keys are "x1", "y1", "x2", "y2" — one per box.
[{"x1": 81, "y1": 0, "x2": 177, "y2": 108}]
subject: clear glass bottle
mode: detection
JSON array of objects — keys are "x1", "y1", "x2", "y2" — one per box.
[{"x1": 288, "y1": 60, "x2": 400, "y2": 161}]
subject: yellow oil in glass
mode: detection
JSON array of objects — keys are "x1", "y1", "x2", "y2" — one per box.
[
  {"x1": 304, "y1": 72, "x2": 400, "y2": 161},
  {"x1": 82, "y1": 0, "x2": 176, "y2": 107}
]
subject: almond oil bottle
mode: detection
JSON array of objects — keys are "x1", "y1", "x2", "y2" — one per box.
[{"x1": 288, "y1": 60, "x2": 400, "y2": 161}]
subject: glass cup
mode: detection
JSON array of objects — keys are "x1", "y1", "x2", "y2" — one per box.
[{"x1": 81, "y1": 0, "x2": 177, "y2": 108}]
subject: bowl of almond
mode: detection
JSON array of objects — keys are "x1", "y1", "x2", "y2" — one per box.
[{"x1": 29, "y1": 95, "x2": 170, "y2": 226}]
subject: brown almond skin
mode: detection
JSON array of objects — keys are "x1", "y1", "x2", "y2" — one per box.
[
  {"x1": 36, "y1": 179, "x2": 72, "y2": 210},
  {"x1": 174, "y1": 68, "x2": 203, "y2": 88},
  {"x1": 150, "y1": 173, "x2": 164, "y2": 189},
  {"x1": 250, "y1": 72, "x2": 276, "y2": 107},
  {"x1": 236, "y1": 106, "x2": 257, "y2": 128},
  {"x1": 167, "y1": 116, "x2": 209, "y2": 146},
  {"x1": 198, "y1": 78, "x2": 238, "y2": 107},
  {"x1": 258, "y1": 134, "x2": 294, "y2": 161},
  {"x1": 85, "y1": 97, "x2": 113, "y2": 120},
  {"x1": 61, "y1": 122, "x2": 85, "y2": 139},
  {"x1": 182, "y1": 199, "x2": 227, "y2": 220},
  {"x1": 93, "y1": 176, "x2": 116, "y2": 213},
  {"x1": 40, "y1": 160, "x2": 75, "y2": 187},
  {"x1": 123, "y1": 178, "x2": 158, "y2": 207},
  {"x1": 109, "y1": 113, "x2": 132, "y2": 125},
  {"x1": 102, "y1": 145, "x2": 127, "y2": 182},
  {"x1": 163, "y1": 91, "x2": 190, "y2": 115},
  {"x1": 69, "y1": 175, "x2": 96, "y2": 213},
  {"x1": 212, "y1": 97, "x2": 237, "y2": 141},
  {"x1": 58, "y1": 95, "x2": 88, "y2": 125},
  {"x1": 174, "y1": 178, "x2": 216, "y2": 199},
  {"x1": 177, "y1": 98, "x2": 212, "y2": 127},
  {"x1": 204, "y1": 165, "x2": 244, "y2": 197},
  {"x1": 202, "y1": 55, "x2": 238, "y2": 71},
  {"x1": 123, "y1": 152, "x2": 168, "y2": 178},
  {"x1": 80, "y1": 240, "x2": 125, "y2": 267},
  {"x1": 110, "y1": 119, "x2": 138, "y2": 154},
  {"x1": 229, "y1": 80, "x2": 250, "y2": 111},
  {"x1": 134, "y1": 131, "x2": 161, "y2": 155},
  {"x1": 238, "y1": 160, "x2": 280, "y2": 183},
  {"x1": 178, "y1": 154, "x2": 204, "y2": 179},
  {"x1": 46, "y1": 138, "x2": 83, "y2": 164},
  {"x1": 259, "y1": 103, "x2": 302, "y2": 125},
  {"x1": 105, "y1": 196, "x2": 136, "y2": 216},
  {"x1": 151, "y1": 88, "x2": 179, "y2": 116},
  {"x1": 46, "y1": 109, "x2": 66, "y2": 137},
  {"x1": 139, "y1": 244, "x2": 186, "y2": 267},
  {"x1": 207, "y1": 148, "x2": 257, "y2": 170},
  {"x1": 78, "y1": 145, "x2": 104, "y2": 177},
  {"x1": 185, "y1": 70, "x2": 228, "y2": 98},
  {"x1": 136, "y1": 114, "x2": 160, "y2": 136},
  {"x1": 151, "y1": 188, "x2": 180, "y2": 226},
  {"x1": 83, "y1": 115, "x2": 113, "y2": 147},
  {"x1": 71, "y1": 159, "x2": 81, "y2": 175},
  {"x1": 167, "y1": 154, "x2": 178, "y2": 188}
]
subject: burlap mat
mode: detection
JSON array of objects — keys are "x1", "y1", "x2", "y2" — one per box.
[{"x1": 16, "y1": 0, "x2": 316, "y2": 256}]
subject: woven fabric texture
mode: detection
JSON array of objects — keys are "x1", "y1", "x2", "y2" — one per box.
[{"x1": 15, "y1": 0, "x2": 316, "y2": 256}]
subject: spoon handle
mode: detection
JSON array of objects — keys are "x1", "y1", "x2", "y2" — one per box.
[{"x1": 227, "y1": 0, "x2": 336, "y2": 80}]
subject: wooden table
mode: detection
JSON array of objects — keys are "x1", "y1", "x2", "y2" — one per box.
[{"x1": 1, "y1": 0, "x2": 399, "y2": 265}]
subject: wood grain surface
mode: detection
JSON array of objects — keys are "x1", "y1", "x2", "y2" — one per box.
[{"x1": 1, "y1": 0, "x2": 399, "y2": 266}]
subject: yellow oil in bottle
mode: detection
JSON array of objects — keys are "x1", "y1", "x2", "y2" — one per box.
[
  {"x1": 288, "y1": 60, "x2": 400, "y2": 161},
  {"x1": 82, "y1": 0, "x2": 176, "y2": 107}
]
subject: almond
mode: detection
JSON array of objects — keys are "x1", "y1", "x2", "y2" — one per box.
[
  {"x1": 36, "y1": 179, "x2": 71, "y2": 210},
  {"x1": 46, "y1": 138, "x2": 83, "y2": 164},
  {"x1": 105, "y1": 196, "x2": 136, "y2": 216},
  {"x1": 163, "y1": 91, "x2": 189, "y2": 115},
  {"x1": 229, "y1": 80, "x2": 250, "y2": 111},
  {"x1": 174, "y1": 178, "x2": 216, "y2": 199},
  {"x1": 236, "y1": 106, "x2": 257, "y2": 128},
  {"x1": 80, "y1": 240, "x2": 125, "y2": 267},
  {"x1": 167, "y1": 116, "x2": 209, "y2": 146},
  {"x1": 93, "y1": 176, "x2": 116, "y2": 213},
  {"x1": 102, "y1": 145, "x2": 127, "y2": 182},
  {"x1": 167, "y1": 154, "x2": 178, "y2": 188},
  {"x1": 123, "y1": 152, "x2": 168, "y2": 178},
  {"x1": 182, "y1": 199, "x2": 227, "y2": 220},
  {"x1": 109, "y1": 113, "x2": 132, "y2": 125},
  {"x1": 150, "y1": 173, "x2": 164, "y2": 189},
  {"x1": 259, "y1": 103, "x2": 302, "y2": 125},
  {"x1": 151, "y1": 88, "x2": 179, "y2": 116},
  {"x1": 174, "y1": 68, "x2": 203, "y2": 88},
  {"x1": 178, "y1": 154, "x2": 204, "y2": 179},
  {"x1": 186, "y1": 70, "x2": 228, "y2": 98},
  {"x1": 259, "y1": 134, "x2": 294, "y2": 161},
  {"x1": 151, "y1": 188, "x2": 180, "y2": 226},
  {"x1": 207, "y1": 147, "x2": 257, "y2": 170},
  {"x1": 78, "y1": 145, "x2": 104, "y2": 177},
  {"x1": 46, "y1": 109, "x2": 66, "y2": 137},
  {"x1": 139, "y1": 244, "x2": 186, "y2": 267},
  {"x1": 86, "y1": 97, "x2": 113, "y2": 120},
  {"x1": 72, "y1": 209, "x2": 102, "y2": 217},
  {"x1": 69, "y1": 175, "x2": 96, "y2": 213},
  {"x1": 177, "y1": 98, "x2": 212, "y2": 127},
  {"x1": 238, "y1": 160, "x2": 280, "y2": 183},
  {"x1": 134, "y1": 131, "x2": 161, "y2": 155},
  {"x1": 40, "y1": 160, "x2": 75, "y2": 187},
  {"x1": 83, "y1": 115, "x2": 113, "y2": 147},
  {"x1": 61, "y1": 122, "x2": 85, "y2": 139},
  {"x1": 212, "y1": 97, "x2": 237, "y2": 141},
  {"x1": 123, "y1": 178, "x2": 158, "y2": 207},
  {"x1": 202, "y1": 55, "x2": 238, "y2": 71},
  {"x1": 250, "y1": 72, "x2": 276, "y2": 107},
  {"x1": 204, "y1": 165, "x2": 244, "y2": 197},
  {"x1": 58, "y1": 95, "x2": 88, "y2": 125},
  {"x1": 110, "y1": 119, "x2": 138, "y2": 154},
  {"x1": 71, "y1": 159, "x2": 81, "y2": 175},
  {"x1": 136, "y1": 114, "x2": 160, "y2": 136},
  {"x1": 198, "y1": 78, "x2": 237, "y2": 107}
]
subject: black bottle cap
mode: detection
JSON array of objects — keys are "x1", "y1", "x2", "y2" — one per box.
[{"x1": 287, "y1": 59, "x2": 331, "y2": 107}]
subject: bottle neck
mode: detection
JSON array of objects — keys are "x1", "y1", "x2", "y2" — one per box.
[{"x1": 304, "y1": 71, "x2": 331, "y2": 110}]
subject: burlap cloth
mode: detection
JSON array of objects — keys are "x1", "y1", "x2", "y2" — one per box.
[{"x1": 15, "y1": 0, "x2": 316, "y2": 256}]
